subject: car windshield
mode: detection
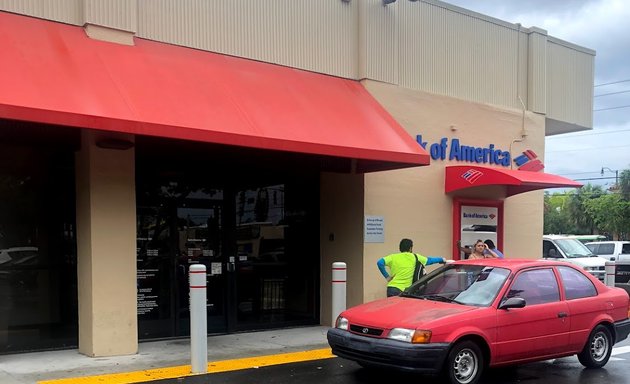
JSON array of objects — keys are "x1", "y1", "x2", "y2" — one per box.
[
  {"x1": 554, "y1": 239, "x2": 596, "y2": 258},
  {"x1": 401, "y1": 264, "x2": 511, "y2": 306}
]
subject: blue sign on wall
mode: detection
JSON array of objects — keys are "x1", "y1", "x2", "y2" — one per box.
[{"x1": 416, "y1": 135, "x2": 511, "y2": 167}]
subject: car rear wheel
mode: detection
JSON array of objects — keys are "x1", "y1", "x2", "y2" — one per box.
[
  {"x1": 577, "y1": 325, "x2": 612, "y2": 368},
  {"x1": 444, "y1": 340, "x2": 484, "y2": 384}
]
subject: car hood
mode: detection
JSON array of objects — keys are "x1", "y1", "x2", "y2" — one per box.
[{"x1": 342, "y1": 296, "x2": 479, "y2": 329}]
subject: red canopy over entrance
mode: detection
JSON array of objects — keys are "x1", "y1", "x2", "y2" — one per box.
[
  {"x1": 0, "y1": 12, "x2": 429, "y2": 172},
  {"x1": 445, "y1": 165, "x2": 582, "y2": 197}
]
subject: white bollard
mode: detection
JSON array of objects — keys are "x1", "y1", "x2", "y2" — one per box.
[
  {"x1": 189, "y1": 264, "x2": 207, "y2": 374},
  {"x1": 605, "y1": 259, "x2": 616, "y2": 287},
  {"x1": 332, "y1": 262, "x2": 347, "y2": 326}
]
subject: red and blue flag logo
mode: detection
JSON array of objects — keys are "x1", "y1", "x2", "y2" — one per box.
[
  {"x1": 461, "y1": 169, "x2": 484, "y2": 184},
  {"x1": 513, "y1": 150, "x2": 544, "y2": 172}
]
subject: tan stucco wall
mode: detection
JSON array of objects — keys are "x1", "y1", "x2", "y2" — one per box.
[
  {"x1": 76, "y1": 130, "x2": 137, "y2": 356},
  {"x1": 361, "y1": 80, "x2": 546, "y2": 301},
  {"x1": 320, "y1": 172, "x2": 364, "y2": 326}
]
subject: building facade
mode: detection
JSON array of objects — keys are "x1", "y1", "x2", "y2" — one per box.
[{"x1": 0, "y1": 0, "x2": 593, "y2": 356}]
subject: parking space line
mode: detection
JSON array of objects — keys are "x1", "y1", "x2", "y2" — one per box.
[
  {"x1": 37, "y1": 348, "x2": 335, "y2": 384},
  {"x1": 611, "y1": 346, "x2": 630, "y2": 356}
]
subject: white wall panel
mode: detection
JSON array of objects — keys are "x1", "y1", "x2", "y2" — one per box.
[
  {"x1": 527, "y1": 28, "x2": 547, "y2": 114},
  {"x1": 84, "y1": 0, "x2": 137, "y2": 32},
  {"x1": 362, "y1": 0, "x2": 398, "y2": 85},
  {"x1": 547, "y1": 38, "x2": 594, "y2": 129},
  {"x1": 136, "y1": 0, "x2": 358, "y2": 79},
  {"x1": 394, "y1": 1, "x2": 525, "y2": 110},
  {"x1": 359, "y1": 0, "x2": 532, "y2": 112},
  {"x1": 0, "y1": 0, "x2": 82, "y2": 25}
]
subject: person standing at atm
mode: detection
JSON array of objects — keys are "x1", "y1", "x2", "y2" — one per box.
[
  {"x1": 483, "y1": 239, "x2": 504, "y2": 259},
  {"x1": 377, "y1": 238, "x2": 446, "y2": 297},
  {"x1": 457, "y1": 239, "x2": 504, "y2": 259}
]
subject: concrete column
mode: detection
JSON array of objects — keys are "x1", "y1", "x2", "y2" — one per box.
[
  {"x1": 76, "y1": 130, "x2": 137, "y2": 357},
  {"x1": 320, "y1": 172, "x2": 364, "y2": 326}
]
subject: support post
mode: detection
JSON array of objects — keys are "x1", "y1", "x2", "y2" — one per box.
[
  {"x1": 332, "y1": 262, "x2": 347, "y2": 326},
  {"x1": 189, "y1": 264, "x2": 207, "y2": 374},
  {"x1": 605, "y1": 259, "x2": 616, "y2": 288}
]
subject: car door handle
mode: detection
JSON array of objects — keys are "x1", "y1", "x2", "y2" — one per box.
[{"x1": 557, "y1": 312, "x2": 568, "y2": 318}]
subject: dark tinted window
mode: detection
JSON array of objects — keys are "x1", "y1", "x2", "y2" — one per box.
[
  {"x1": 543, "y1": 240, "x2": 560, "y2": 258},
  {"x1": 622, "y1": 243, "x2": 630, "y2": 254},
  {"x1": 507, "y1": 269, "x2": 559, "y2": 305},
  {"x1": 0, "y1": 123, "x2": 78, "y2": 354},
  {"x1": 558, "y1": 266, "x2": 597, "y2": 299},
  {"x1": 598, "y1": 244, "x2": 614, "y2": 255}
]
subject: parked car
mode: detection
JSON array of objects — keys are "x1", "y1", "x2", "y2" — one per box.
[
  {"x1": 328, "y1": 259, "x2": 630, "y2": 384},
  {"x1": 543, "y1": 235, "x2": 606, "y2": 281},
  {"x1": 585, "y1": 241, "x2": 630, "y2": 262}
]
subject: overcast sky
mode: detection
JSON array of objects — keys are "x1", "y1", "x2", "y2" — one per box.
[{"x1": 443, "y1": 0, "x2": 630, "y2": 190}]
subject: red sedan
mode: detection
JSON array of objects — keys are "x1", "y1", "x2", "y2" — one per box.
[{"x1": 327, "y1": 259, "x2": 630, "y2": 384}]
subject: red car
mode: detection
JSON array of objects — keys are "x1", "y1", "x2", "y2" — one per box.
[{"x1": 327, "y1": 259, "x2": 630, "y2": 384}]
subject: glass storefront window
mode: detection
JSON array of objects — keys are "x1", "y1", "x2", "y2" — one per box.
[
  {"x1": 136, "y1": 138, "x2": 319, "y2": 338},
  {"x1": 0, "y1": 141, "x2": 77, "y2": 354}
]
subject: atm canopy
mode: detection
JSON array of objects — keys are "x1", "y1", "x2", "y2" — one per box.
[
  {"x1": 0, "y1": 12, "x2": 429, "y2": 172},
  {"x1": 445, "y1": 165, "x2": 582, "y2": 197}
]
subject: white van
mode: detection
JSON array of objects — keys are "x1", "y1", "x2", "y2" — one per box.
[{"x1": 542, "y1": 235, "x2": 606, "y2": 281}]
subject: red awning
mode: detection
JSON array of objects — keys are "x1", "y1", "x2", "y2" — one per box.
[
  {"x1": 0, "y1": 12, "x2": 429, "y2": 172},
  {"x1": 445, "y1": 165, "x2": 582, "y2": 197}
]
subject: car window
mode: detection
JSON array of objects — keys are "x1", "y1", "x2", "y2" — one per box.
[
  {"x1": 586, "y1": 243, "x2": 598, "y2": 253},
  {"x1": 557, "y1": 266, "x2": 597, "y2": 300},
  {"x1": 405, "y1": 265, "x2": 510, "y2": 307},
  {"x1": 506, "y1": 269, "x2": 559, "y2": 305},
  {"x1": 598, "y1": 244, "x2": 614, "y2": 255},
  {"x1": 553, "y1": 239, "x2": 594, "y2": 258},
  {"x1": 622, "y1": 243, "x2": 630, "y2": 254},
  {"x1": 543, "y1": 240, "x2": 559, "y2": 258}
]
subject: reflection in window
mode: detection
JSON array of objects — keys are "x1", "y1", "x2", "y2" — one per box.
[
  {"x1": 507, "y1": 269, "x2": 559, "y2": 305},
  {"x1": 558, "y1": 266, "x2": 597, "y2": 300},
  {"x1": 236, "y1": 185, "x2": 285, "y2": 262},
  {"x1": 237, "y1": 185, "x2": 284, "y2": 226},
  {"x1": 407, "y1": 265, "x2": 510, "y2": 306}
]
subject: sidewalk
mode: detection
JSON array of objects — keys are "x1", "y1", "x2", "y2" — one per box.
[{"x1": 0, "y1": 326, "x2": 331, "y2": 384}]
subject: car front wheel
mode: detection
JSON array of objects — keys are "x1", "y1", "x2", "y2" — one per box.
[
  {"x1": 444, "y1": 340, "x2": 484, "y2": 384},
  {"x1": 577, "y1": 324, "x2": 612, "y2": 368}
]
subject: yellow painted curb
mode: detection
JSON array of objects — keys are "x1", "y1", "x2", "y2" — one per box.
[{"x1": 38, "y1": 348, "x2": 335, "y2": 384}]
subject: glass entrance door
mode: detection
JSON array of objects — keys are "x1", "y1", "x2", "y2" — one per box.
[
  {"x1": 175, "y1": 201, "x2": 227, "y2": 335},
  {"x1": 136, "y1": 158, "x2": 320, "y2": 339},
  {"x1": 137, "y1": 185, "x2": 231, "y2": 339}
]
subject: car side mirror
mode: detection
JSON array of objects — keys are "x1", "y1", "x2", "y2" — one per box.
[
  {"x1": 499, "y1": 297, "x2": 526, "y2": 309},
  {"x1": 548, "y1": 249, "x2": 558, "y2": 258}
]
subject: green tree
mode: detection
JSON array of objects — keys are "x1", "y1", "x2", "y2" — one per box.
[
  {"x1": 544, "y1": 192, "x2": 574, "y2": 234},
  {"x1": 567, "y1": 184, "x2": 604, "y2": 234},
  {"x1": 619, "y1": 169, "x2": 630, "y2": 201},
  {"x1": 583, "y1": 193, "x2": 630, "y2": 240}
]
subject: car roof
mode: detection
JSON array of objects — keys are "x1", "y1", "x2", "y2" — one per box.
[
  {"x1": 543, "y1": 235, "x2": 579, "y2": 240},
  {"x1": 585, "y1": 240, "x2": 630, "y2": 244},
  {"x1": 452, "y1": 258, "x2": 582, "y2": 271}
]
